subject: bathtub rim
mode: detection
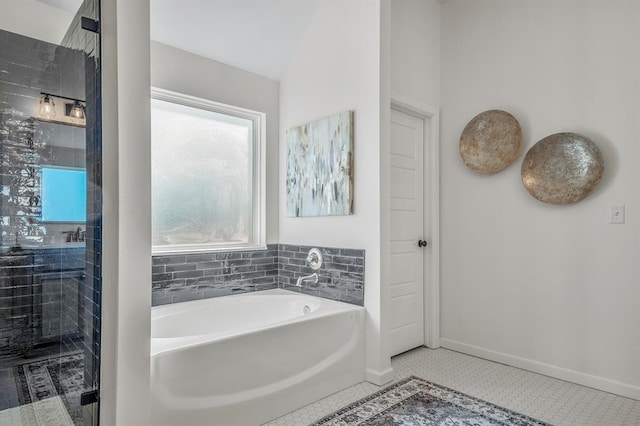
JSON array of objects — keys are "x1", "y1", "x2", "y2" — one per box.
[{"x1": 150, "y1": 289, "x2": 364, "y2": 357}]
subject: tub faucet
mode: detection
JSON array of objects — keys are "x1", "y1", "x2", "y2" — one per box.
[{"x1": 296, "y1": 273, "x2": 318, "y2": 287}]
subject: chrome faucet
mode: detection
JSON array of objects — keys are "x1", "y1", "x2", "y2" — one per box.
[{"x1": 296, "y1": 273, "x2": 318, "y2": 287}]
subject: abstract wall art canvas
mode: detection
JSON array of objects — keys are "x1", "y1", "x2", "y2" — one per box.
[{"x1": 286, "y1": 111, "x2": 354, "y2": 217}]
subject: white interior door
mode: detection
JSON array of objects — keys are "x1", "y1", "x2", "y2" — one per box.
[{"x1": 390, "y1": 107, "x2": 425, "y2": 357}]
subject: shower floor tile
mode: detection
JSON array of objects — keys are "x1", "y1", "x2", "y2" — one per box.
[{"x1": 264, "y1": 347, "x2": 640, "y2": 426}]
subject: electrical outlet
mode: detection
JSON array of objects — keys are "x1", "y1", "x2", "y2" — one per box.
[{"x1": 609, "y1": 205, "x2": 625, "y2": 224}]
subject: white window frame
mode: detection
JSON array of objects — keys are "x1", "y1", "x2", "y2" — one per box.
[{"x1": 150, "y1": 87, "x2": 266, "y2": 254}]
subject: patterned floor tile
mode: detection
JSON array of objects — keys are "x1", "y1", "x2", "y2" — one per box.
[{"x1": 264, "y1": 347, "x2": 640, "y2": 426}]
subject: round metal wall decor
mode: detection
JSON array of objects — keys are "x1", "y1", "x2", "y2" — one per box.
[
  {"x1": 459, "y1": 109, "x2": 522, "y2": 173},
  {"x1": 521, "y1": 132, "x2": 604, "y2": 205}
]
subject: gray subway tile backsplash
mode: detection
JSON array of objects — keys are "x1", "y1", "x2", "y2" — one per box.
[{"x1": 151, "y1": 243, "x2": 365, "y2": 307}]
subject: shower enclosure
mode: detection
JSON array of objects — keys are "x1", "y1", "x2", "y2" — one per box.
[{"x1": 0, "y1": 0, "x2": 102, "y2": 424}]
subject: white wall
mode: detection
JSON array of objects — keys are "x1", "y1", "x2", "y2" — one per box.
[
  {"x1": 150, "y1": 42, "x2": 280, "y2": 243},
  {"x1": 440, "y1": 0, "x2": 640, "y2": 398},
  {"x1": 389, "y1": 0, "x2": 442, "y2": 347},
  {"x1": 391, "y1": 0, "x2": 441, "y2": 108},
  {"x1": 101, "y1": 0, "x2": 151, "y2": 424},
  {"x1": 0, "y1": 0, "x2": 74, "y2": 44},
  {"x1": 279, "y1": 0, "x2": 392, "y2": 384}
]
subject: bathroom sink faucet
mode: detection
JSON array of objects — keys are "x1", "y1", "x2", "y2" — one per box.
[{"x1": 296, "y1": 273, "x2": 318, "y2": 287}]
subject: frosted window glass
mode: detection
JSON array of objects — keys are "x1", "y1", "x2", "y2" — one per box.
[{"x1": 151, "y1": 98, "x2": 253, "y2": 248}]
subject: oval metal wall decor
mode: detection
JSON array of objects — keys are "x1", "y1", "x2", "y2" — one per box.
[
  {"x1": 459, "y1": 109, "x2": 522, "y2": 173},
  {"x1": 521, "y1": 132, "x2": 604, "y2": 205}
]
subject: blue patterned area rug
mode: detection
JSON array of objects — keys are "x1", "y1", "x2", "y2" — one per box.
[
  {"x1": 312, "y1": 376, "x2": 551, "y2": 425},
  {"x1": 13, "y1": 352, "x2": 85, "y2": 424}
]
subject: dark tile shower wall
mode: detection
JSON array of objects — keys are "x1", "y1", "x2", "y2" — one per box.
[
  {"x1": 151, "y1": 244, "x2": 365, "y2": 307},
  {"x1": 0, "y1": 29, "x2": 88, "y2": 365},
  {"x1": 61, "y1": 0, "x2": 102, "y2": 422},
  {"x1": 0, "y1": 4, "x2": 101, "y2": 422},
  {"x1": 0, "y1": 32, "x2": 65, "y2": 246}
]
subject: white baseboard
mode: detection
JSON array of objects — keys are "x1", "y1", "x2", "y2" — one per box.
[
  {"x1": 440, "y1": 338, "x2": 640, "y2": 401},
  {"x1": 366, "y1": 367, "x2": 394, "y2": 386}
]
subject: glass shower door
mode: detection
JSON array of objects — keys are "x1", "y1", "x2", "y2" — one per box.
[{"x1": 0, "y1": 1, "x2": 102, "y2": 425}]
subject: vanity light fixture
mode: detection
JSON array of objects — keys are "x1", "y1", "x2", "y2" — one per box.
[{"x1": 39, "y1": 92, "x2": 86, "y2": 122}]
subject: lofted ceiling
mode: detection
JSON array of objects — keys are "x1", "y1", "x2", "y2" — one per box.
[
  {"x1": 35, "y1": 0, "x2": 83, "y2": 12},
  {"x1": 34, "y1": 0, "x2": 322, "y2": 81},
  {"x1": 150, "y1": 0, "x2": 323, "y2": 81}
]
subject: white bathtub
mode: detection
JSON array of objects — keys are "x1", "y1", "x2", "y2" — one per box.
[{"x1": 150, "y1": 289, "x2": 365, "y2": 426}]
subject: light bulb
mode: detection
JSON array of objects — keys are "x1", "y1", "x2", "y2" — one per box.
[
  {"x1": 39, "y1": 95, "x2": 56, "y2": 119},
  {"x1": 70, "y1": 101, "x2": 85, "y2": 119}
]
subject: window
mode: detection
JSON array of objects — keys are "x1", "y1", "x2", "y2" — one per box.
[
  {"x1": 41, "y1": 167, "x2": 86, "y2": 222},
  {"x1": 150, "y1": 88, "x2": 265, "y2": 253}
]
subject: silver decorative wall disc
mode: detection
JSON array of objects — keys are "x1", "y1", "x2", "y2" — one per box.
[
  {"x1": 459, "y1": 109, "x2": 522, "y2": 173},
  {"x1": 521, "y1": 132, "x2": 604, "y2": 205}
]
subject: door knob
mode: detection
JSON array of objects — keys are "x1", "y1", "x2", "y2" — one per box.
[{"x1": 418, "y1": 240, "x2": 428, "y2": 248}]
